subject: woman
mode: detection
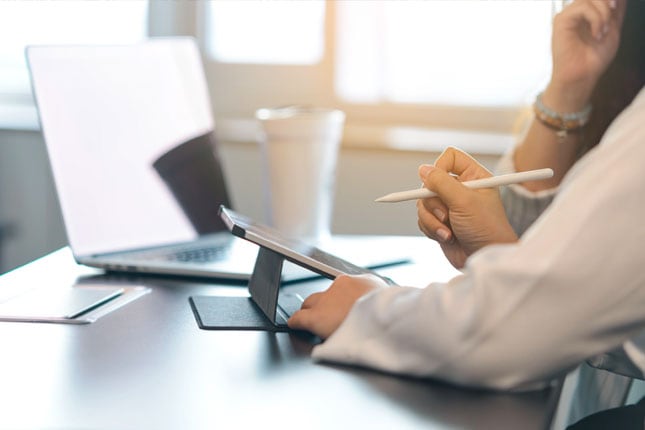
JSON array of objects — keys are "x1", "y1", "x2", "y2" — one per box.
[
  {"x1": 287, "y1": 0, "x2": 645, "y2": 394},
  {"x1": 486, "y1": 0, "x2": 645, "y2": 424},
  {"x1": 499, "y1": 0, "x2": 645, "y2": 237}
]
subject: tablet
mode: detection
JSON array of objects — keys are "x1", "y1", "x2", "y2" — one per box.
[{"x1": 218, "y1": 206, "x2": 394, "y2": 283}]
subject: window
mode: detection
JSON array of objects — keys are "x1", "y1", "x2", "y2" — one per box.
[
  {"x1": 0, "y1": 0, "x2": 148, "y2": 128},
  {"x1": 205, "y1": 0, "x2": 325, "y2": 64},
  {"x1": 335, "y1": 1, "x2": 553, "y2": 107},
  {"x1": 1, "y1": 1, "x2": 559, "y2": 140},
  {"x1": 202, "y1": 0, "x2": 557, "y2": 136}
]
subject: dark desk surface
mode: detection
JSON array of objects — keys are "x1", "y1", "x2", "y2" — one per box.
[{"x1": 0, "y1": 240, "x2": 560, "y2": 430}]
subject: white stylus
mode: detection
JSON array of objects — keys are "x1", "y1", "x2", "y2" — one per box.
[{"x1": 375, "y1": 168, "x2": 554, "y2": 203}]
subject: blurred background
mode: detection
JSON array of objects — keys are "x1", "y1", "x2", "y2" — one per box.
[{"x1": 0, "y1": 0, "x2": 558, "y2": 274}]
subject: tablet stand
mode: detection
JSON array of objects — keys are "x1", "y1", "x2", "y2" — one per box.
[
  {"x1": 247, "y1": 247, "x2": 286, "y2": 326},
  {"x1": 190, "y1": 247, "x2": 294, "y2": 331}
]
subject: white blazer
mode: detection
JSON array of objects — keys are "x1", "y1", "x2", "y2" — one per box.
[{"x1": 312, "y1": 87, "x2": 645, "y2": 391}]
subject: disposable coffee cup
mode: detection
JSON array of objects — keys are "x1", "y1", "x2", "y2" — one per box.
[{"x1": 256, "y1": 106, "x2": 345, "y2": 243}]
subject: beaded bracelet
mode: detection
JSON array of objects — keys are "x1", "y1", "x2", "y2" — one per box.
[{"x1": 533, "y1": 92, "x2": 592, "y2": 139}]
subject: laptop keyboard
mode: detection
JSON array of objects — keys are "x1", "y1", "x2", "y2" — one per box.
[
  {"x1": 126, "y1": 243, "x2": 231, "y2": 264},
  {"x1": 163, "y1": 246, "x2": 228, "y2": 263}
]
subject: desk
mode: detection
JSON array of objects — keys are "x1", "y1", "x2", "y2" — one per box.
[{"x1": 0, "y1": 240, "x2": 560, "y2": 430}]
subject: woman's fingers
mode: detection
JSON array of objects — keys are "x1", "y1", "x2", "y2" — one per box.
[
  {"x1": 417, "y1": 198, "x2": 452, "y2": 243},
  {"x1": 300, "y1": 292, "x2": 323, "y2": 309},
  {"x1": 432, "y1": 147, "x2": 493, "y2": 182},
  {"x1": 562, "y1": 0, "x2": 613, "y2": 40}
]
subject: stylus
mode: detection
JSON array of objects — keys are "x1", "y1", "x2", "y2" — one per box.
[{"x1": 375, "y1": 168, "x2": 554, "y2": 203}]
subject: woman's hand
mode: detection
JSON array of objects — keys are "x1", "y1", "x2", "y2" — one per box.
[
  {"x1": 545, "y1": 0, "x2": 626, "y2": 111},
  {"x1": 287, "y1": 274, "x2": 387, "y2": 339},
  {"x1": 417, "y1": 147, "x2": 518, "y2": 269}
]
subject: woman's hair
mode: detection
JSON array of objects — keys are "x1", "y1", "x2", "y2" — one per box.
[{"x1": 581, "y1": 0, "x2": 645, "y2": 155}]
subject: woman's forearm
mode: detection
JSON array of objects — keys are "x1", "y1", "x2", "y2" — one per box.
[{"x1": 513, "y1": 84, "x2": 591, "y2": 191}]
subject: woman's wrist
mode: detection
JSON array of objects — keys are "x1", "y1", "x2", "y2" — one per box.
[
  {"x1": 533, "y1": 91, "x2": 592, "y2": 137},
  {"x1": 542, "y1": 80, "x2": 594, "y2": 113}
]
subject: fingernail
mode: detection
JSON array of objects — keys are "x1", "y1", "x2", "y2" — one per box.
[
  {"x1": 432, "y1": 208, "x2": 446, "y2": 222},
  {"x1": 437, "y1": 228, "x2": 451, "y2": 242},
  {"x1": 419, "y1": 164, "x2": 433, "y2": 178},
  {"x1": 609, "y1": 0, "x2": 616, "y2": 9}
]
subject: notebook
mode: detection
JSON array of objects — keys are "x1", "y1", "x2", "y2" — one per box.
[{"x1": 25, "y1": 37, "x2": 410, "y2": 282}]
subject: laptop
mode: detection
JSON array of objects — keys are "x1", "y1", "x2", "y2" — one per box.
[{"x1": 26, "y1": 37, "x2": 411, "y2": 282}]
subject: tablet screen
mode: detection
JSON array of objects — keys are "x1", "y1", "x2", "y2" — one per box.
[{"x1": 219, "y1": 206, "x2": 391, "y2": 281}]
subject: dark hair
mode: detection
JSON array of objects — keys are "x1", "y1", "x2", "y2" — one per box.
[{"x1": 581, "y1": 0, "x2": 645, "y2": 155}]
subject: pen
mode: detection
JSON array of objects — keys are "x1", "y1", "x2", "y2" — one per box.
[{"x1": 375, "y1": 168, "x2": 554, "y2": 203}]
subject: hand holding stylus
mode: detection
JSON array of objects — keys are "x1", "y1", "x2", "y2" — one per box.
[{"x1": 375, "y1": 168, "x2": 554, "y2": 203}]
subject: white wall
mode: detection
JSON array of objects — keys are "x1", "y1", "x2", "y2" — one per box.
[{"x1": 0, "y1": 130, "x2": 66, "y2": 273}]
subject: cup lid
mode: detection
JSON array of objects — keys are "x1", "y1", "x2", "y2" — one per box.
[{"x1": 256, "y1": 106, "x2": 344, "y2": 121}]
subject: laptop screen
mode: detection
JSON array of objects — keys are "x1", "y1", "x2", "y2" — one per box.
[{"x1": 27, "y1": 38, "x2": 230, "y2": 257}]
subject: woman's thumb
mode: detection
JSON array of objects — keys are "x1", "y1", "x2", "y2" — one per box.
[{"x1": 418, "y1": 164, "x2": 467, "y2": 206}]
